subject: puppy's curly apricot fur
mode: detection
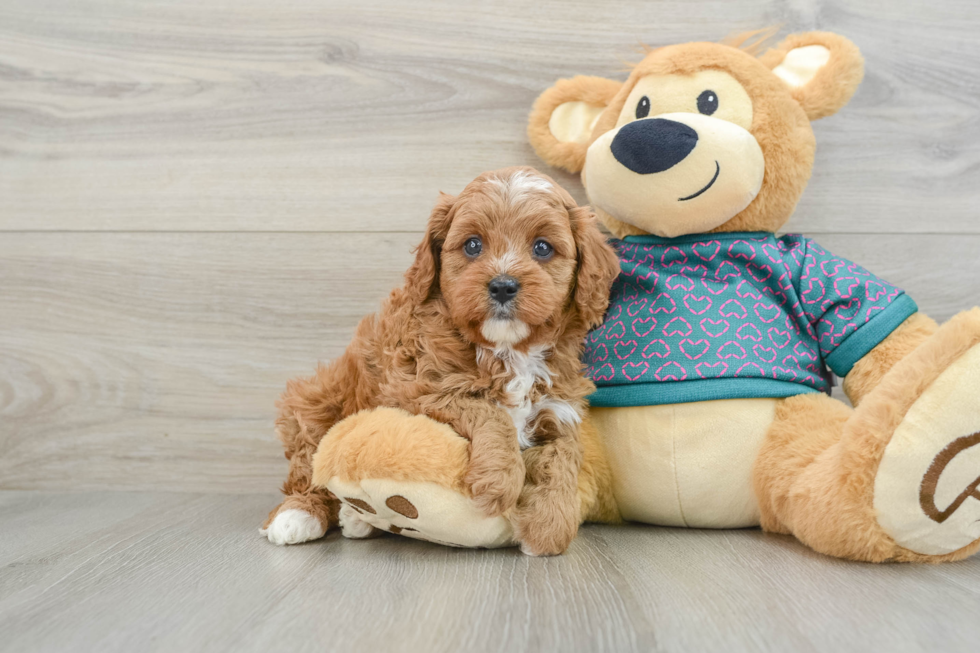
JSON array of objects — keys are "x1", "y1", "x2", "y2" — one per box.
[{"x1": 265, "y1": 167, "x2": 619, "y2": 555}]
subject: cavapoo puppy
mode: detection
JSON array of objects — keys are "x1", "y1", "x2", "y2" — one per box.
[{"x1": 262, "y1": 166, "x2": 619, "y2": 555}]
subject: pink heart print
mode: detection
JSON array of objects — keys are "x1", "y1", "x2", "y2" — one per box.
[
  {"x1": 641, "y1": 339, "x2": 671, "y2": 359},
  {"x1": 684, "y1": 293, "x2": 713, "y2": 315},
  {"x1": 679, "y1": 338, "x2": 711, "y2": 360},
  {"x1": 661, "y1": 246, "x2": 688, "y2": 267},
  {"x1": 590, "y1": 343, "x2": 609, "y2": 362},
  {"x1": 727, "y1": 240, "x2": 757, "y2": 261},
  {"x1": 714, "y1": 260, "x2": 742, "y2": 281},
  {"x1": 632, "y1": 317, "x2": 657, "y2": 337},
  {"x1": 735, "y1": 362, "x2": 765, "y2": 377},
  {"x1": 614, "y1": 340, "x2": 638, "y2": 360},
  {"x1": 604, "y1": 321, "x2": 626, "y2": 340},
  {"x1": 753, "y1": 302, "x2": 780, "y2": 324},
  {"x1": 692, "y1": 240, "x2": 721, "y2": 261},
  {"x1": 622, "y1": 361, "x2": 650, "y2": 381},
  {"x1": 666, "y1": 274, "x2": 696, "y2": 291},
  {"x1": 695, "y1": 361, "x2": 729, "y2": 379},
  {"x1": 701, "y1": 278, "x2": 729, "y2": 295},
  {"x1": 593, "y1": 363, "x2": 615, "y2": 381},
  {"x1": 663, "y1": 316, "x2": 693, "y2": 337},
  {"x1": 719, "y1": 299, "x2": 748, "y2": 319},
  {"x1": 735, "y1": 279, "x2": 763, "y2": 300},
  {"x1": 654, "y1": 361, "x2": 687, "y2": 381},
  {"x1": 586, "y1": 233, "x2": 911, "y2": 398},
  {"x1": 736, "y1": 323, "x2": 763, "y2": 342},
  {"x1": 650, "y1": 292, "x2": 678, "y2": 314},
  {"x1": 752, "y1": 344, "x2": 778, "y2": 363},
  {"x1": 746, "y1": 262, "x2": 772, "y2": 282},
  {"x1": 717, "y1": 340, "x2": 748, "y2": 360},
  {"x1": 700, "y1": 318, "x2": 730, "y2": 338},
  {"x1": 767, "y1": 327, "x2": 791, "y2": 349}
]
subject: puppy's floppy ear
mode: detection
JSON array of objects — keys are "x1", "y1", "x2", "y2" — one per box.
[
  {"x1": 405, "y1": 192, "x2": 456, "y2": 302},
  {"x1": 759, "y1": 31, "x2": 864, "y2": 120},
  {"x1": 568, "y1": 205, "x2": 620, "y2": 328},
  {"x1": 528, "y1": 76, "x2": 623, "y2": 174}
]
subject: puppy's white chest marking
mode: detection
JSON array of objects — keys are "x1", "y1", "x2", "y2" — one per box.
[{"x1": 482, "y1": 346, "x2": 581, "y2": 449}]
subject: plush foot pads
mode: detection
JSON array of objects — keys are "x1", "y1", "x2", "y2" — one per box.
[
  {"x1": 312, "y1": 406, "x2": 515, "y2": 549},
  {"x1": 331, "y1": 476, "x2": 514, "y2": 548},
  {"x1": 875, "y1": 341, "x2": 980, "y2": 557},
  {"x1": 870, "y1": 309, "x2": 980, "y2": 560}
]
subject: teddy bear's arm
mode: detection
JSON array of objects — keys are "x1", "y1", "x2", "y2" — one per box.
[{"x1": 842, "y1": 312, "x2": 939, "y2": 406}]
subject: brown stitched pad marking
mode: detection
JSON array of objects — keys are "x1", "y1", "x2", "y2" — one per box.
[
  {"x1": 920, "y1": 432, "x2": 980, "y2": 524},
  {"x1": 389, "y1": 525, "x2": 402, "y2": 534},
  {"x1": 385, "y1": 495, "x2": 419, "y2": 519},
  {"x1": 344, "y1": 498, "x2": 376, "y2": 514}
]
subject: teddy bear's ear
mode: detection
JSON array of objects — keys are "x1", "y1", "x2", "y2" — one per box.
[
  {"x1": 527, "y1": 76, "x2": 623, "y2": 173},
  {"x1": 760, "y1": 32, "x2": 864, "y2": 120}
]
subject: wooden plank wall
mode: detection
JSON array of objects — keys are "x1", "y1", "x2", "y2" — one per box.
[{"x1": 2, "y1": 0, "x2": 979, "y2": 492}]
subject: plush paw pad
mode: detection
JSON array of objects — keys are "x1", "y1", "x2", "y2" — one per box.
[
  {"x1": 875, "y1": 343, "x2": 980, "y2": 556},
  {"x1": 260, "y1": 508, "x2": 326, "y2": 546},
  {"x1": 326, "y1": 477, "x2": 515, "y2": 549}
]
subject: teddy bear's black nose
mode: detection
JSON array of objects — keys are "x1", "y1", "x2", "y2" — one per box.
[{"x1": 611, "y1": 118, "x2": 698, "y2": 174}]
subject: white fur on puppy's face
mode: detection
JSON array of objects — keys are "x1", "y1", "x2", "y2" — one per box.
[
  {"x1": 480, "y1": 317, "x2": 530, "y2": 346},
  {"x1": 439, "y1": 169, "x2": 578, "y2": 349}
]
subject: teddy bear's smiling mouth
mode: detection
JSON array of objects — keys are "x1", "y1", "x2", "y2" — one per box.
[{"x1": 678, "y1": 161, "x2": 720, "y2": 202}]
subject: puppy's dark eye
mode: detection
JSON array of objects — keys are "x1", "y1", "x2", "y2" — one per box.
[
  {"x1": 532, "y1": 239, "x2": 554, "y2": 260},
  {"x1": 697, "y1": 90, "x2": 718, "y2": 116},
  {"x1": 635, "y1": 96, "x2": 651, "y2": 119},
  {"x1": 463, "y1": 236, "x2": 482, "y2": 258}
]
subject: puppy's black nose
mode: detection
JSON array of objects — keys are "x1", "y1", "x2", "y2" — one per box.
[
  {"x1": 488, "y1": 275, "x2": 520, "y2": 305},
  {"x1": 611, "y1": 118, "x2": 698, "y2": 174}
]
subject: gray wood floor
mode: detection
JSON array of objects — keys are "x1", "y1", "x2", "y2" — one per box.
[
  {"x1": 1, "y1": 491, "x2": 978, "y2": 653},
  {"x1": 2, "y1": 0, "x2": 980, "y2": 651}
]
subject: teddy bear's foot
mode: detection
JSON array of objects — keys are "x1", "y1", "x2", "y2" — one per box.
[
  {"x1": 311, "y1": 406, "x2": 516, "y2": 549},
  {"x1": 759, "y1": 309, "x2": 980, "y2": 562},
  {"x1": 872, "y1": 315, "x2": 980, "y2": 559},
  {"x1": 330, "y1": 476, "x2": 514, "y2": 548}
]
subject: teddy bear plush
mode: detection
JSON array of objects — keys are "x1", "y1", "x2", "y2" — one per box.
[
  {"x1": 303, "y1": 30, "x2": 980, "y2": 562},
  {"x1": 524, "y1": 30, "x2": 980, "y2": 562}
]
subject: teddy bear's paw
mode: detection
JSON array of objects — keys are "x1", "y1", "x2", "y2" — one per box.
[
  {"x1": 326, "y1": 476, "x2": 516, "y2": 549},
  {"x1": 260, "y1": 509, "x2": 326, "y2": 546},
  {"x1": 874, "y1": 342, "x2": 980, "y2": 557}
]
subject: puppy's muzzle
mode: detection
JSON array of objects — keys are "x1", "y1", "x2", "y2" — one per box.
[{"x1": 488, "y1": 275, "x2": 520, "y2": 306}]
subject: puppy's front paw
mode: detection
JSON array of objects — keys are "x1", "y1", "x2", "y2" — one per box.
[
  {"x1": 465, "y1": 457, "x2": 525, "y2": 517},
  {"x1": 260, "y1": 508, "x2": 326, "y2": 546},
  {"x1": 513, "y1": 497, "x2": 578, "y2": 557}
]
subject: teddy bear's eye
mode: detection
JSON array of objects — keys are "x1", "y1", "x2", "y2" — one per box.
[
  {"x1": 697, "y1": 90, "x2": 718, "y2": 116},
  {"x1": 635, "y1": 96, "x2": 651, "y2": 119}
]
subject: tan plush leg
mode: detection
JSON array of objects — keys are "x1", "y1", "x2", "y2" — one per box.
[
  {"x1": 311, "y1": 407, "x2": 516, "y2": 548},
  {"x1": 755, "y1": 308, "x2": 980, "y2": 563},
  {"x1": 577, "y1": 416, "x2": 622, "y2": 524}
]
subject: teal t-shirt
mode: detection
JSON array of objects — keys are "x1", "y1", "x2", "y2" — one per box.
[{"x1": 584, "y1": 232, "x2": 917, "y2": 407}]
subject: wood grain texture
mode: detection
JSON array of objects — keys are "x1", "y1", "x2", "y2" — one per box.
[
  {"x1": 1, "y1": 2, "x2": 980, "y2": 648},
  {"x1": 2, "y1": 232, "x2": 979, "y2": 492},
  {"x1": 1, "y1": 0, "x2": 979, "y2": 233},
  {"x1": 0, "y1": 491, "x2": 977, "y2": 653}
]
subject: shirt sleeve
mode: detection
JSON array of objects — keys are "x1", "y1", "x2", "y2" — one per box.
[{"x1": 795, "y1": 237, "x2": 918, "y2": 377}]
